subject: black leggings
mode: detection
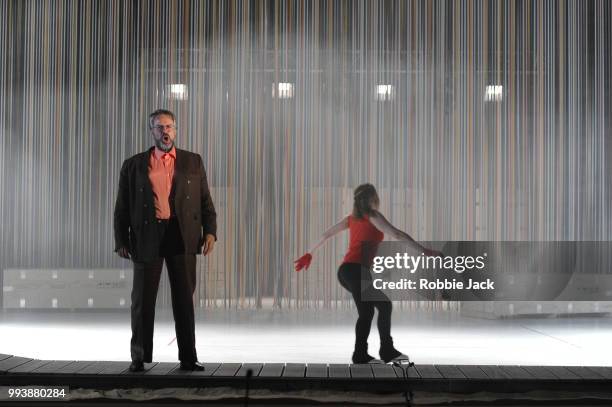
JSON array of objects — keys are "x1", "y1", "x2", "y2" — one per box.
[{"x1": 337, "y1": 263, "x2": 393, "y2": 353}]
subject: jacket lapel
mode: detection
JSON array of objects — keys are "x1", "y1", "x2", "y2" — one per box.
[
  {"x1": 173, "y1": 148, "x2": 186, "y2": 195},
  {"x1": 140, "y1": 147, "x2": 154, "y2": 197}
]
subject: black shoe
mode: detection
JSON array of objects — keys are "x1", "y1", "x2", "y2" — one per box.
[
  {"x1": 380, "y1": 347, "x2": 409, "y2": 364},
  {"x1": 180, "y1": 361, "x2": 205, "y2": 371},
  {"x1": 129, "y1": 360, "x2": 144, "y2": 372},
  {"x1": 352, "y1": 352, "x2": 384, "y2": 364}
]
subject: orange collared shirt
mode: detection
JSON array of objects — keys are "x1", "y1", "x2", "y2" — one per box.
[{"x1": 148, "y1": 146, "x2": 176, "y2": 219}]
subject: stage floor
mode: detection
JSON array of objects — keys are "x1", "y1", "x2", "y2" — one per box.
[{"x1": 1, "y1": 309, "x2": 611, "y2": 366}]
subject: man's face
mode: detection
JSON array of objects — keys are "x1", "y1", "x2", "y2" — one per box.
[{"x1": 151, "y1": 114, "x2": 176, "y2": 152}]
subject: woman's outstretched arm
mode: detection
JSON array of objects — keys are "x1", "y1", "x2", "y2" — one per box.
[
  {"x1": 369, "y1": 210, "x2": 441, "y2": 256},
  {"x1": 307, "y1": 215, "x2": 349, "y2": 254},
  {"x1": 294, "y1": 215, "x2": 350, "y2": 271}
]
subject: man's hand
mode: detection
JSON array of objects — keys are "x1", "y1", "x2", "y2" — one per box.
[
  {"x1": 117, "y1": 247, "x2": 130, "y2": 259},
  {"x1": 202, "y1": 234, "x2": 215, "y2": 256}
]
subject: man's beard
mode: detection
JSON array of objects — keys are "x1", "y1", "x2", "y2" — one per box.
[{"x1": 155, "y1": 137, "x2": 174, "y2": 152}]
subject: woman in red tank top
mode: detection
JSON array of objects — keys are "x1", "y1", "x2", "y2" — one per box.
[{"x1": 295, "y1": 184, "x2": 441, "y2": 364}]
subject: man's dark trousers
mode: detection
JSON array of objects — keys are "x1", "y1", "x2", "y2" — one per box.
[{"x1": 130, "y1": 217, "x2": 198, "y2": 364}]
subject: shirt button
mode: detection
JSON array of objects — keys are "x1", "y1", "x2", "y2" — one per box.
[
  {"x1": 144, "y1": 203, "x2": 148, "y2": 207},
  {"x1": 186, "y1": 196, "x2": 190, "y2": 200},
  {"x1": 144, "y1": 220, "x2": 148, "y2": 225},
  {"x1": 139, "y1": 187, "x2": 144, "y2": 192},
  {"x1": 187, "y1": 180, "x2": 191, "y2": 184}
]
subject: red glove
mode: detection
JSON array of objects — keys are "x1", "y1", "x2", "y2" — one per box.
[{"x1": 294, "y1": 253, "x2": 313, "y2": 272}]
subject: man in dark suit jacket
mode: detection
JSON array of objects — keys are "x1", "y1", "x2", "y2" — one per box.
[{"x1": 114, "y1": 109, "x2": 217, "y2": 372}]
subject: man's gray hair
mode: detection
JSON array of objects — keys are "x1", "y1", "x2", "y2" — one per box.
[{"x1": 148, "y1": 109, "x2": 176, "y2": 129}]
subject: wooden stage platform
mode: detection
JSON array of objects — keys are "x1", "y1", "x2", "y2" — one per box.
[{"x1": 2, "y1": 353, "x2": 612, "y2": 404}]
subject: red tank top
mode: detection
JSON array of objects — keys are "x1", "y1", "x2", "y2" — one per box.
[{"x1": 342, "y1": 214, "x2": 384, "y2": 265}]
